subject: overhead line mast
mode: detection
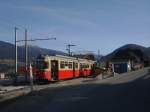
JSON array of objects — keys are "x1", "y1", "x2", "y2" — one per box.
[
  {"x1": 66, "y1": 44, "x2": 76, "y2": 56},
  {"x1": 14, "y1": 27, "x2": 18, "y2": 84},
  {"x1": 15, "y1": 30, "x2": 56, "y2": 82}
]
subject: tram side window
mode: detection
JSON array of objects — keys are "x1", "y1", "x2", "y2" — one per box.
[
  {"x1": 68, "y1": 62, "x2": 73, "y2": 69},
  {"x1": 80, "y1": 63, "x2": 82, "y2": 69},
  {"x1": 81, "y1": 64, "x2": 89, "y2": 69},
  {"x1": 85, "y1": 64, "x2": 87, "y2": 68},
  {"x1": 75, "y1": 63, "x2": 78, "y2": 68},
  {"x1": 82, "y1": 64, "x2": 85, "y2": 68},
  {"x1": 60, "y1": 61, "x2": 65, "y2": 69},
  {"x1": 64, "y1": 61, "x2": 69, "y2": 69},
  {"x1": 36, "y1": 61, "x2": 49, "y2": 69},
  {"x1": 83, "y1": 64, "x2": 86, "y2": 68},
  {"x1": 65, "y1": 61, "x2": 68, "y2": 66}
]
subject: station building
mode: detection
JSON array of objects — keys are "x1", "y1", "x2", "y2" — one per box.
[{"x1": 110, "y1": 59, "x2": 132, "y2": 74}]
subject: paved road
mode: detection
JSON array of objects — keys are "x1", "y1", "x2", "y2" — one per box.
[{"x1": 1, "y1": 68, "x2": 150, "y2": 112}]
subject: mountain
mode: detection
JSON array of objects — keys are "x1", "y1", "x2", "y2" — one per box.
[
  {"x1": 100, "y1": 44, "x2": 150, "y2": 65},
  {"x1": 0, "y1": 41, "x2": 67, "y2": 62},
  {"x1": 146, "y1": 47, "x2": 150, "y2": 55},
  {"x1": 0, "y1": 41, "x2": 15, "y2": 60},
  {"x1": 74, "y1": 53, "x2": 95, "y2": 60}
]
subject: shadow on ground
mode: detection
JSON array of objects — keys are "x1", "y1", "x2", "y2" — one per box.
[{"x1": 0, "y1": 69, "x2": 150, "y2": 112}]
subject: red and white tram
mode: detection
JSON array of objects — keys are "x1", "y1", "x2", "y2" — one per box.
[{"x1": 34, "y1": 55, "x2": 95, "y2": 81}]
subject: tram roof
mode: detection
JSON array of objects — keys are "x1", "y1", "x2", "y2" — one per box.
[{"x1": 40, "y1": 54, "x2": 94, "y2": 61}]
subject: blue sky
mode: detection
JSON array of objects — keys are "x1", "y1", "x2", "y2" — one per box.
[{"x1": 0, "y1": 0, "x2": 150, "y2": 55}]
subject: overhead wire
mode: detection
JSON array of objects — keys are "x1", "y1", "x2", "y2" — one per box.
[{"x1": 0, "y1": 16, "x2": 95, "y2": 54}]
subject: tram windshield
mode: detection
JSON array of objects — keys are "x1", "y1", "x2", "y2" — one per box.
[{"x1": 36, "y1": 60, "x2": 49, "y2": 69}]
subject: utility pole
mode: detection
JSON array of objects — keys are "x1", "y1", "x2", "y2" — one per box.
[
  {"x1": 66, "y1": 44, "x2": 76, "y2": 56},
  {"x1": 25, "y1": 29, "x2": 28, "y2": 82},
  {"x1": 14, "y1": 27, "x2": 18, "y2": 83}
]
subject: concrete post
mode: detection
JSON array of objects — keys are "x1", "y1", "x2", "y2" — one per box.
[
  {"x1": 29, "y1": 63, "x2": 33, "y2": 92},
  {"x1": 15, "y1": 27, "x2": 18, "y2": 84}
]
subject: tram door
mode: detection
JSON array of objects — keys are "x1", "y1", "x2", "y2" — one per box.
[
  {"x1": 73, "y1": 62, "x2": 75, "y2": 78},
  {"x1": 51, "y1": 60, "x2": 58, "y2": 80},
  {"x1": 79, "y1": 63, "x2": 83, "y2": 77}
]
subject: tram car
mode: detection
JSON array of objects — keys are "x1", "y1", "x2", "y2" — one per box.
[{"x1": 34, "y1": 55, "x2": 95, "y2": 81}]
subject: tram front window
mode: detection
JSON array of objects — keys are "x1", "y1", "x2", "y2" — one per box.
[{"x1": 36, "y1": 60, "x2": 49, "y2": 69}]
